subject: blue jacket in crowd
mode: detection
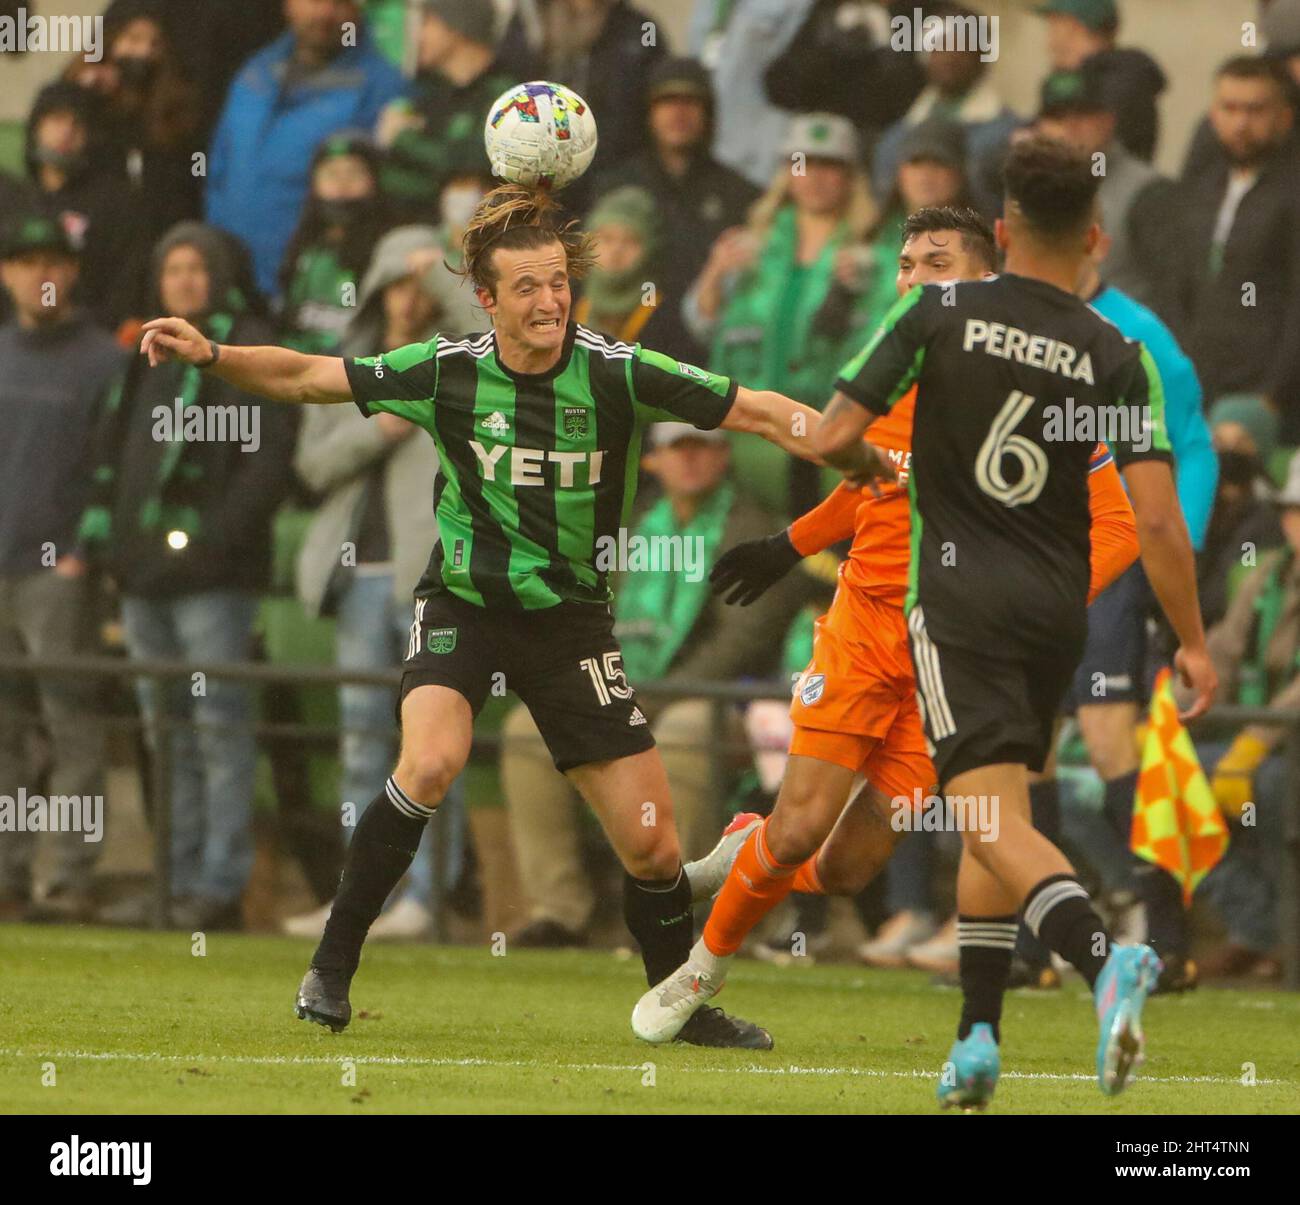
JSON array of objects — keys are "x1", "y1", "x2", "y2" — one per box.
[
  {"x1": 204, "y1": 32, "x2": 406, "y2": 298},
  {"x1": 1091, "y1": 284, "x2": 1217, "y2": 550}
]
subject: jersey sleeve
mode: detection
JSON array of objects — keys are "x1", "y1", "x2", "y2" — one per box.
[
  {"x1": 1107, "y1": 343, "x2": 1173, "y2": 469},
  {"x1": 344, "y1": 337, "x2": 441, "y2": 422},
  {"x1": 789, "y1": 481, "x2": 861, "y2": 556},
  {"x1": 629, "y1": 346, "x2": 738, "y2": 428},
  {"x1": 834, "y1": 285, "x2": 935, "y2": 414},
  {"x1": 1086, "y1": 444, "x2": 1140, "y2": 604}
]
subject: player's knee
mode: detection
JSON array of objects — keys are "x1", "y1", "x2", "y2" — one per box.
[
  {"x1": 393, "y1": 745, "x2": 464, "y2": 807},
  {"x1": 623, "y1": 840, "x2": 682, "y2": 882},
  {"x1": 764, "y1": 810, "x2": 821, "y2": 867}
]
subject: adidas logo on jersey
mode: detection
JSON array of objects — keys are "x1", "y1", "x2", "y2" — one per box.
[
  {"x1": 481, "y1": 411, "x2": 511, "y2": 434},
  {"x1": 628, "y1": 706, "x2": 647, "y2": 726}
]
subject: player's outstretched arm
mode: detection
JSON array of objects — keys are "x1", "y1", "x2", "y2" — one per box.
[
  {"x1": 723, "y1": 386, "x2": 827, "y2": 463},
  {"x1": 1122, "y1": 458, "x2": 1218, "y2": 719},
  {"x1": 140, "y1": 317, "x2": 354, "y2": 406},
  {"x1": 812, "y1": 390, "x2": 896, "y2": 491}
]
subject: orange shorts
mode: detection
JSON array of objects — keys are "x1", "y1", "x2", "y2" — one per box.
[{"x1": 789, "y1": 586, "x2": 936, "y2": 803}]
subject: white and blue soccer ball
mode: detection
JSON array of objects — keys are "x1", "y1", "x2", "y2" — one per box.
[{"x1": 484, "y1": 81, "x2": 599, "y2": 190}]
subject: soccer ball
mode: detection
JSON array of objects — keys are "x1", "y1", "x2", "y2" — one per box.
[{"x1": 484, "y1": 81, "x2": 599, "y2": 190}]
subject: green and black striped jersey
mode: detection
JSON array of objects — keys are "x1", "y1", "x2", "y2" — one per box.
[{"x1": 345, "y1": 322, "x2": 737, "y2": 610}]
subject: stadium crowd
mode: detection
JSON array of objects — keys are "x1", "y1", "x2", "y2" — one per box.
[{"x1": 2, "y1": 0, "x2": 1300, "y2": 989}]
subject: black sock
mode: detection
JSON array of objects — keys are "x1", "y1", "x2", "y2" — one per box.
[
  {"x1": 1024, "y1": 873, "x2": 1110, "y2": 988},
  {"x1": 623, "y1": 868, "x2": 693, "y2": 985},
  {"x1": 1135, "y1": 863, "x2": 1187, "y2": 961},
  {"x1": 313, "y1": 778, "x2": 433, "y2": 977},
  {"x1": 1101, "y1": 770, "x2": 1140, "y2": 842},
  {"x1": 957, "y1": 916, "x2": 1017, "y2": 1042},
  {"x1": 1016, "y1": 780, "x2": 1061, "y2": 966}
]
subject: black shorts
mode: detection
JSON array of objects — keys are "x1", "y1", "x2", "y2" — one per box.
[
  {"x1": 400, "y1": 589, "x2": 655, "y2": 773},
  {"x1": 1064, "y1": 562, "x2": 1151, "y2": 710},
  {"x1": 907, "y1": 605, "x2": 1083, "y2": 787}
]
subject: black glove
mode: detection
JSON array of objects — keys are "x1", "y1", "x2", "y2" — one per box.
[{"x1": 709, "y1": 530, "x2": 802, "y2": 606}]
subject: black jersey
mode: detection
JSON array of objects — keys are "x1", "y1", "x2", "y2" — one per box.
[{"x1": 835, "y1": 273, "x2": 1171, "y2": 655}]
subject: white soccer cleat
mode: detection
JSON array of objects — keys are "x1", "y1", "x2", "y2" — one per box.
[
  {"x1": 684, "y1": 812, "x2": 762, "y2": 902},
  {"x1": 631, "y1": 961, "x2": 724, "y2": 1043}
]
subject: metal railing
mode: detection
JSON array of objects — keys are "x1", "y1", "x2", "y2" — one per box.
[{"x1": 2, "y1": 652, "x2": 1297, "y2": 989}]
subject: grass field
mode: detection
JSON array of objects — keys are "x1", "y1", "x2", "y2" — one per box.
[{"x1": 2, "y1": 924, "x2": 1297, "y2": 1114}]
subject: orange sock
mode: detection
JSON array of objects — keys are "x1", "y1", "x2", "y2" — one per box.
[
  {"x1": 702, "y1": 820, "x2": 801, "y2": 956},
  {"x1": 791, "y1": 851, "x2": 826, "y2": 895}
]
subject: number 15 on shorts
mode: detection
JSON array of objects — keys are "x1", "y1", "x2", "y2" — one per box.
[{"x1": 581, "y1": 652, "x2": 634, "y2": 705}]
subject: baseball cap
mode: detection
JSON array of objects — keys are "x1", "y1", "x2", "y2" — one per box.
[
  {"x1": 1039, "y1": 66, "x2": 1111, "y2": 116},
  {"x1": 899, "y1": 117, "x2": 967, "y2": 170},
  {"x1": 1035, "y1": 0, "x2": 1119, "y2": 31},
  {"x1": 782, "y1": 113, "x2": 860, "y2": 166},
  {"x1": 0, "y1": 213, "x2": 75, "y2": 260},
  {"x1": 421, "y1": 0, "x2": 495, "y2": 47},
  {"x1": 646, "y1": 57, "x2": 712, "y2": 105},
  {"x1": 651, "y1": 422, "x2": 727, "y2": 449}
]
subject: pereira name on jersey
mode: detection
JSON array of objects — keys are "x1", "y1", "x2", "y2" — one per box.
[
  {"x1": 834, "y1": 275, "x2": 1171, "y2": 656},
  {"x1": 344, "y1": 323, "x2": 737, "y2": 611}
]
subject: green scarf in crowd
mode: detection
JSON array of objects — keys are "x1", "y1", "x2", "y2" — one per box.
[{"x1": 616, "y1": 482, "x2": 734, "y2": 682}]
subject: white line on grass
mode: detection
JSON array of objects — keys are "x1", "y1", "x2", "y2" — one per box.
[{"x1": 0, "y1": 1048, "x2": 1284, "y2": 1087}]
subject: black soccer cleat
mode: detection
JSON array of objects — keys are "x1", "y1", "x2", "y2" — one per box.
[
  {"x1": 1152, "y1": 954, "x2": 1198, "y2": 996},
  {"x1": 295, "y1": 966, "x2": 352, "y2": 1033},
  {"x1": 674, "y1": 1005, "x2": 774, "y2": 1050}
]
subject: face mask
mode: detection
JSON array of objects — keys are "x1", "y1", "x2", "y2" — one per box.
[
  {"x1": 114, "y1": 56, "x2": 159, "y2": 88},
  {"x1": 1218, "y1": 449, "x2": 1261, "y2": 488},
  {"x1": 317, "y1": 197, "x2": 368, "y2": 227},
  {"x1": 441, "y1": 187, "x2": 485, "y2": 232},
  {"x1": 34, "y1": 144, "x2": 86, "y2": 175}
]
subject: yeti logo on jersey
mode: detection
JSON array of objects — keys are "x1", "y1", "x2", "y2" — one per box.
[
  {"x1": 563, "y1": 406, "x2": 590, "y2": 438},
  {"x1": 469, "y1": 441, "x2": 605, "y2": 487},
  {"x1": 799, "y1": 673, "x2": 826, "y2": 705},
  {"x1": 428, "y1": 627, "x2": 457, "y2": 654},
  {"x1": 481, "y1": 411, "x2": 511, "y2": 434}
]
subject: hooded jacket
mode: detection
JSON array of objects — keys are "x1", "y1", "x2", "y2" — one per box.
[
  {"x1": 293, "y1": 227, "x2": 442, "y2": 616},
  {"x1": 76, "y1": 222, "x2": 295, "y2": 596}
]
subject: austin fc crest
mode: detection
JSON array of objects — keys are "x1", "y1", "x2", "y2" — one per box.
[
  {"x1": 563, "y1": 406, "x2": 589, "y2": 438},
  {"x1": 428, "y1": 627, "x2": 457, "y2": 654}
]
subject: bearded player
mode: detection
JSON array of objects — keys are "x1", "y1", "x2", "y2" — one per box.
[
  {"x1": 139, "y1": 185, "x2": 894, "y2": 1049},
  {"x1": 633, "y1": 206, "x2": 1141, "y2": 1075}
]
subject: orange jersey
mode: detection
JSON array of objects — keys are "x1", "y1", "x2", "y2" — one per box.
[{"x1": 789, "y1": 386, "x2": 1139, "y2": 606}]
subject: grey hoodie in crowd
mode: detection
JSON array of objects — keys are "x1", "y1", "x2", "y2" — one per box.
[{"x1": 294, "y1": 226, "x2": 445, "y2": 616}]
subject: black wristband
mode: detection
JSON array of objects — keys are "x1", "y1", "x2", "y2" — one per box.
[{"x1": 201, "y1": 340, "x2": 220, "y2": 368}]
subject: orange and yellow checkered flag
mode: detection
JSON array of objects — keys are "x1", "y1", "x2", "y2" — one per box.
[{"x1": 1130, "y1": 668, "x2": 1229, "y2": 905}]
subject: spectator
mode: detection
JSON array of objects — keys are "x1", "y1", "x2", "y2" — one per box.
[
  {"x1": 577, "y1": 186, "x2": 694, "y2": 358},
  {"x1": 854, "y1": 118, "x2": 974, "y2": 338},
  {"x1": 62, "y1": 0, "x2": 205, "y2": 248},
  {"x1": 22, "y1": 82, "x2": 146, "y2": 332},
  {"x1": 764, "y1": 0, "x2": 926, "y2": 148},
  {"x1": 1178, "y1": 451, "x2": 1300, "y2": 981},
  {"x1": 686, "y1": 0, "x2": 813, "y2": 188},
  {"x1": 592, "y1": 56, "x2": 758, "y2": 329},
  {"x1": 1174, "y1": 57, "x2": 1300, "y2": 438},
  {"x1": 500, "y1": 423, "x2": 812, "y2": 946},
  {"x1": 286, "y1": 225, "x2": 454, "y2": 942},
  {"x1": 279, "y1": 134, "x2": 391, "y2": 355},
  {"x1": 377, "y1": 0, "x2": 517, "y2": 222},
  {"x1": 1263, "y1": 0, "x2": 1300, "y2": 88},
  {"x1": 0, "y1": 215, "x2": 122, "y2": 923},
  {"x1": 1035, "y1": 0, "x2": 1165, "y2": 161},
  {"x1": 499, "y1": 0, "x2": 667, "y2": 193},
  {"x1": 1200, "y1": 395, "x2": 1285, "y2": 629},
  {"x1": 685, "y1": 114, "x2": 877, "y2": 515},
  {"x1": 871, "y1": 2, "x2": 1019, "y2": 217},
  {"x1": 1035, "y1": 64, "x2": 1181, "y2": 321},
  {"x1": 204, "y1": 0, "x2": 406, "y2": 298},
  {"x1": 406, "y1": 167, "x2": 496, "y2": 337},
  {"x1": 79, "y1": 222, "x2": 296, "y2": 931}
]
